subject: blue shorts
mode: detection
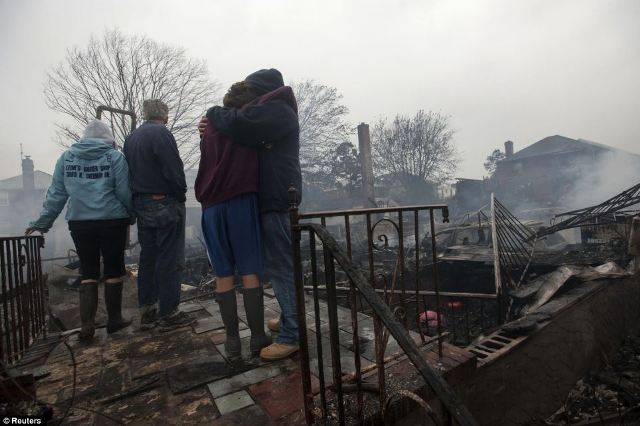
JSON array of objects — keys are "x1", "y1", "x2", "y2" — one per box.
[{"x1": 201, "y1": 193, "x2": 263, "y2": 277}]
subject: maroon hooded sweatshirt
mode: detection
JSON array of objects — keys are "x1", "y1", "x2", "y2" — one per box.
[
  {"x1": 195, "y1": 115, "x2": 257, "y2": 209},
  {"x1": 195, "y1": 86, "x2": 297, "y2": 210}
]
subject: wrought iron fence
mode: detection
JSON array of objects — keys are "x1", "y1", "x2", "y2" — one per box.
[
  {"x1": 0, "y1": 236, "x2": 47, "y2": 365},
  {"x1": 289, "y1": 190, "x2": 484, "y2": 424}
]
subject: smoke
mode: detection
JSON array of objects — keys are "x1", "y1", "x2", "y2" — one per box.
[{"x1": 562, "y1": 148, "x2": 640, "y2": 211}]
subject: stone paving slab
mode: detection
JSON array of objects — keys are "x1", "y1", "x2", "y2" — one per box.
[
  {"x1": 36, "y1": 291, "x2": 428, "y2": 425},
  {"x1": 180, "y1": 302, "x2": 206, "y2": 313},
  {"x1": 193, "y1": 315, "x2": 225, "y2": 334},
  {"x1": 211, "y1": 404, "x2": 273, "y2": 425},
  {"x1": 264, "y1": 306, "x2": 280, "y2": 322},
  {"x1": 127, "y1": 329, "x2": 221, "y2": 379},
  {"x1": 214, "y1": 390, "x2": 255, "y2": 416},
  {"x1": 274, "y1": 408, "x2": 306, "y2": 425},
  {"x1": 306, "y1": 332, "x2": 374, "y2": 383},
  {"x1": 207, "y1": 359, "x2": 296, "y2": 398},
  {"x1": 339, "y1": 317, "x2": 376, "y2": 340},
  {"x1": 200, "y1": 300, "x2": 220, "y2": 317},
  {"x1": 249, "y1": 368, "x2": 319, "y2": 419},
  {"x1": 249, "y1": 368, "x2": 319, "y2": 421},
  {"x1": 264, "y1": 297, "x2": 281, "y2": 313}
]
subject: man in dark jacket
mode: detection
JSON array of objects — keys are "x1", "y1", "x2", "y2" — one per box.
[
  {"x1": 200, "y1": 68, "x2": 301, "y2": 361},
  {"x1": 124, "y1": 99, "x2": 194, "y2": 332}
]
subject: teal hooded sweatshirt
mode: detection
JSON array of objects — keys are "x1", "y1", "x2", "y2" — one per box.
[{"x1": 30, "y1": 138, "x2": 134, "y2": 232}]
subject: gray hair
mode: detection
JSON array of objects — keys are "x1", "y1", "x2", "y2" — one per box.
[{"x1": 143, "y1": 99, "x2": 169, "y2": 121}]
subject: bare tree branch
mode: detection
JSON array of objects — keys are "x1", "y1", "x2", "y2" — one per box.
[
  {"x1": 372, "y1": 110, "x2": 458, "y2": 185},
  {"x1": 292, "y1": 80, "x2": 352, "y2": 174},
  {"x1": 44, "y1": 29, "x2": 220, "y2": 168}
]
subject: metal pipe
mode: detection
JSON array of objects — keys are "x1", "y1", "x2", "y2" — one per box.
[
  {"x1": 95, "y1": 105, "x2": 137, "y2": 132},
  {"x1": 301, "y1": 285, "x2": 498, "y2": 299}
]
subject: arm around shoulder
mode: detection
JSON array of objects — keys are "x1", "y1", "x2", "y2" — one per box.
[{"x1": 209, "y1": 101, "x2": 299, "y2": 148}]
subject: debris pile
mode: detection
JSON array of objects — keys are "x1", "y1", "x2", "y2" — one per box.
[{"x1": 546, "y1": 333, "x2": 640, "y2": 425}]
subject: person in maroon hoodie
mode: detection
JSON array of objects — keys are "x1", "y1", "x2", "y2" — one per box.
[
  {"x1": 195, "y1": 82, "x2": 271, "y2": 358},
  {"x1": 199, "y1": 68, "x2": 302, "y2": 362}
]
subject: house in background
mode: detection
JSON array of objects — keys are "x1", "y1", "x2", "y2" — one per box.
[
  {"x1": 448, "y1": 135, "x2": 640, "y2": 218},
  {"x1": 0, "y1": 156, "x2": 50, "y2": 236},
  {"x1": 0, "y1": 156, "x2": 71, "y2": 262},
  {"x1": 491, "y1": 136, "x2": 640, "y2": 210}
]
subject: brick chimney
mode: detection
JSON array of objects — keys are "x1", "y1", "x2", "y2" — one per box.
[
  {"x1": 357, "y1": 123, "x2": 376, "y2": 207},
  {"x1": 504, "y1": 140, "x2": 514, "y2": 158},
  {"x1": 22, "y1": 156, "x2": 35, "y2": 191}
]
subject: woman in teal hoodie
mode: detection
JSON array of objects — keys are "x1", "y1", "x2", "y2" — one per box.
[{"x1": 27, "y1": 120, "x2": 135, "y2": 341}]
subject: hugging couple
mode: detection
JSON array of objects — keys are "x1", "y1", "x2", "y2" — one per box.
[{"x1": 195, "y1": 68, "x2": 301, "y2": 362}]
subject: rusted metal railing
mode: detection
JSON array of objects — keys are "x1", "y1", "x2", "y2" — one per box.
[
  {"x1": 289, "y1": 190, "x2": 480, "y2": 425},
  {"x1": 0, "y1": 236, "x2": 47, "y2": 365}
]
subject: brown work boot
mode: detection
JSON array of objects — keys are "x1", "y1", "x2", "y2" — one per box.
[
  {"x1": 259, "y1": 342, "x2": 299, "y2": 361},
  {"x1": 267, "y1": 319, "x2": 280, "y2": 332}
]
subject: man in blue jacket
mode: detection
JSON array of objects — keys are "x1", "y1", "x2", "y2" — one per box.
[
  {"x1": 124, "y1": 100, "x2": 194, "y2": 332},
  {"x1": 200, "y1": 69, "x2": 302, "y2": 361}
]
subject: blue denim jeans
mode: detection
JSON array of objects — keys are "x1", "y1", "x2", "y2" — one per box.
[
  {"x1": 261, "y1": 212, "x2": 298, "y2": 345},
  {"x1": 134, "y1": 196, "x2": 186, "y2": 318}
]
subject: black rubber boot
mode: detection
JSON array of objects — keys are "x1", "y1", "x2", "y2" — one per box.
[
  {"x1": 104, "y1": 281, "x2": 132, "y2": 334},
  {"x1": 242, "y1": 287, "x2": 272, "y2": 356},
  {"x1": 216, "y1": 290, "x2": 241, "y2": 358},
  {"x1": 78, "y1": 283, "x2": 98, "y2": 341}
]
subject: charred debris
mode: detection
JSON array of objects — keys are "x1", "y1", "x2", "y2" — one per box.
[{"x1": 291, "y1": 182, "x2": 640, "y2": 347}]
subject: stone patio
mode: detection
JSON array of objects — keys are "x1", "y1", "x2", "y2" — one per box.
[{"x1": 29, "y1": 287, "x2": 474, "y2": 425}]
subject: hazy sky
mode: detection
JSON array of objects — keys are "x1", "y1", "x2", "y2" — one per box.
[{"x1": 1, "y1": 0, "x2": 639, "y2": 180}]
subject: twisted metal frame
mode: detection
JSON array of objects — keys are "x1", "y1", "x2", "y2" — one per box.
[{"x1": 536, "y1": 182, "x2": 640, "y2": 238}]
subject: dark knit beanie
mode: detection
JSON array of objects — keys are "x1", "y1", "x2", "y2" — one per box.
[{"x1": 244, "y1": 68, "x2": 284, "y2": 95}]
